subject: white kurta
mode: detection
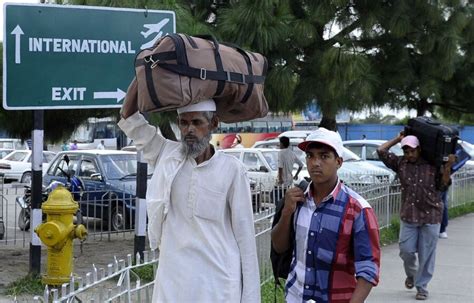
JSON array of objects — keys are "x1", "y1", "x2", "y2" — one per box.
[{"x1": 118, "y1": 113, "x2": 260, "y2": 303}]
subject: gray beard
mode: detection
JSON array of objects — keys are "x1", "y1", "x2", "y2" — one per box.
[{"x1": 181, "y1": 132, "x2": 212, "y2": 158}]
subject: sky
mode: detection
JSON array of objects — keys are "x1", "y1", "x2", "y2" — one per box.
[{"x1": 1, "y1": 0, "x2": 40, "y2": 42}]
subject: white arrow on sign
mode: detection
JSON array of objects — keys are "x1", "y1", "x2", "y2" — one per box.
[
  {"x1": 93, "y1": 88, "x2": 126, "y2": 103},
  {"x1": 11, "y1": 25, "x2": 24, "y2": 64}
]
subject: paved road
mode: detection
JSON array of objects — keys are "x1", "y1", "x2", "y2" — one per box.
[{"x1": 368, "y1": 213, "x2": 474, "y2": 303}]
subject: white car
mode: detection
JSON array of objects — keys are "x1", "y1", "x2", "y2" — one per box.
[
  {"x1": 0, "y1": 150, "x2": 56, "y2": 183},
  {"x1": 252, "y1": 138, "x2": 396, "y2": 186},
  {"x1": 343, "y1": 140, "x2": 403, "y2": 169},
  {"x1": 222, "y1": 148, "x2": 279, "y2": 193},
  {"x1": 0, "y1": 149, "x2": 14, "y2": 159},
  {"x1": 277, "y1": 130, "x2": 313, "y2": 139},
  {"x1": 0, "y1": 138, "x2": 29, "y2": 150}
]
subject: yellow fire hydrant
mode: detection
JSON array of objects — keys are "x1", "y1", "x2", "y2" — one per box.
[{"x1": 35, "y1": 186, "x2": 88, "y2": 285}]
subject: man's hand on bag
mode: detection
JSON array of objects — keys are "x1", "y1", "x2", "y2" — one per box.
[
  {"x1": 281, "y1": 187, "x2": 305, "y2": 218},
  {"x1": 120, "y1": 80, "x2": 139, "y2": 119},
  {"x1": 447, "y1": 154, "x2": 456, "y2": 165},
  {"x1": 120, "y1": 97, "x2": 138, "y2": 119}
]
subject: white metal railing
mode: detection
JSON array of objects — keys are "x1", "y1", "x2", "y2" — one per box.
[{"x1": 33, "y1": 251, "x2": 158, "y2": 303}]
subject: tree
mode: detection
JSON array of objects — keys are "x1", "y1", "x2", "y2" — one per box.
[
  {"x1": 216, "y1": 0, "x2": 381, "y2": 130},
  {"x1": 215, "y1": 1, "x2": 472, "y2": 127},
  {"x1": 369, "y1": 0, "x2": 473, "y2": 117}
]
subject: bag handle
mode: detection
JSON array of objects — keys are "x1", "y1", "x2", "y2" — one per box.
[
  {"x1": 193, "y1": 34, "x2": 220, "y2": 51},
  {"x1": 192, "y1": 34, "x2": 226, "y2": 97}
]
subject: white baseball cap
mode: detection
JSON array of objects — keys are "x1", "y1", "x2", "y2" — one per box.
[
  {"x1": 298, "y1": 128, "x2": 344, "y2": 157},
  {"x1": 177, "y1": 99, "x2": 216, "y2": 114}
]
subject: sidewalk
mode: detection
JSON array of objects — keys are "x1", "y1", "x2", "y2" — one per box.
[{"x1": 368, "y1": 213, "x2": 474, "y2": 303}]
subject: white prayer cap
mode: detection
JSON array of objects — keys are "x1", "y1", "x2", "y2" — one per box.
[{"x1": 177, "y1": 99, "x2": 216, "y2": 114}]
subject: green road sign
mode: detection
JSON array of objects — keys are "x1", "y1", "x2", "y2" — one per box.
[{"x1": 3, "y1": 3, "x2": 175, "y2": 110}]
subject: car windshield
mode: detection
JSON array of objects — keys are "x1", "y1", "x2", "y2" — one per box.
[
  {"x1": 99, "y1": 154, "x2": 139, "y2": 179},
  {"x1": 0, "y1": 140, "x2": 24, "y2": 149},
  {"x1": 5, "y1": 151, "x2": 29, "y2": 162},
  {"x1": 262, "y1": 151, "x2": 279, "y2": 171},
  {"x1": 342, "y1": 147, "x2": 361, "y2": 161}
]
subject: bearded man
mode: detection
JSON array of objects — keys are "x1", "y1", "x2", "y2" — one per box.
[{"x1": 118, "y1": 99, "x2": 260, "y2": 303}]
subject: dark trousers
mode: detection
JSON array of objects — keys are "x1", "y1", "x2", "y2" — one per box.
[{"x1": 440, "y1": 191, "x2": 448, "y2": 233}]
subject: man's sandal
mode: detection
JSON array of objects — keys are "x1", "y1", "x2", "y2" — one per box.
[
  {"x1": 415, "y1": 292, "x2": 428, "y2": 300},
  {"x1": 405, "y1": 277, "x2": 414, "y2": 289}
]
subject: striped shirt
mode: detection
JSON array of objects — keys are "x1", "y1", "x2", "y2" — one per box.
[{"x1": 285, "y1": 180, "x2": 380, "y2": 303}]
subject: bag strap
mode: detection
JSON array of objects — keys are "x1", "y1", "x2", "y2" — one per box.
[
  {"x1": 135, "y1": 51, "x2": 177, "y2": 67},
  {"x1": 157, "y1": 63, "x2": 265, "y2": 84},
  {"x1": 234, "y1": 47, "x2": 254, "y2": 104},
  {"x1": 144, "y1": 62, "x2": 162, "y2": 109},
  {"x1": 192, "y1": 34, "x2": 226, "y2": 97},
  {"x1": 168, "y1": 34, "x2": 188, "y2": 66}
]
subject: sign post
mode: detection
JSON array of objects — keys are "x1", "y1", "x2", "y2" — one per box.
[
  {"x1": 4, "y1": 3, "x2": 174, "y2": 273},
  {"x1": 3, "y1": 3, "x2": 175, "y2": 110}
]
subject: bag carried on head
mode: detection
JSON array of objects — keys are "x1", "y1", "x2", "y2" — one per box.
[
  {"x1": 127, "y1": 33, "x2": 269, "y2": 123},
  {"x1": 405, "y1": 116, "x2": 459, "y2": 168}
]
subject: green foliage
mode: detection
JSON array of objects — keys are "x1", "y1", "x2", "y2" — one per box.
[
  {"x1": 379, "y1": 219, "x2": 400, "y2": 246},
  {"x1": 5, "y1": 274, "x2": 44, "y2": 296},
  {"x1": 261, "y1": 278, "x2": 285, "y2": 303},
  {"x1": 373, "y1": 0, "x2": 472, "y2": 116},
  {"x1": 448, "y1": 202, "x2": 474, "y2": 219},
  {"x1": 131, "y1": 264, "x2": 155, "y2": 282}
]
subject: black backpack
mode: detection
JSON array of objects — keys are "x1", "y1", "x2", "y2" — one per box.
[{"x1": 270, "y1": 180, "x2": 308, "y2": 287}]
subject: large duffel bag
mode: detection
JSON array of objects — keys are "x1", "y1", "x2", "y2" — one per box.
[
  {"x1": 128, "y1": 33, "x2": 268, "y2": 123},
  {"x1": 405, "y1": 116, "x2": 459, "y2": 168}
]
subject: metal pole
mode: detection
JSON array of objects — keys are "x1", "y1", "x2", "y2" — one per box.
[
  {"x1": 30, "y1": 110, "x2": 44, "y2": 275},
  {"x1": 134, "y1": 150, "x2": 147, "y2": 261}
]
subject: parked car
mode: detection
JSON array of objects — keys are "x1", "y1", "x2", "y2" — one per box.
[
  {"x1": 43, "y1": 150, "x2": 151, "y2": 231},
  {"x1": 0, "y1": 150, "x2": 56, "y2": 183},
  {"x1": 121, "y1": 145, "x2": 137, "y2": 152},
  {"x1": 252, "y1": 137, "x2": 305, "y2": 161},
  {"x1": 0, "y1": 149, "x2": 14, "y2": 159},
  {"x1": 277, "y1": 130, "x2": 313, "y2": 139},
  {"x1": 0, "y1": 138, "x2": 30, "y2": 150},
  {"x1": 252, "y1": 138, "x2": 396, "y2": 186},
  {"x1": 343, "y1": 140, "x2": 403, "y2": 169},
  {"x1": 222, "y1": 148, "x2": 279, "y2": 193}
]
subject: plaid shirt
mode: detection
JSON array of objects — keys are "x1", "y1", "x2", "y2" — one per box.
[
  {"x1": 377, "y1": 149, "x2": 443, "y2": 224},
  {"x1": 285, "y1": 180, "x2": 380, "y2": 303}
]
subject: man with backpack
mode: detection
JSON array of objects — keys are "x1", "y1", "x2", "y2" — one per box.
[
  {"x1": 377, "y1": 132, "x2": 455, "y2": 300},
  {"x1": 271, "y1": 128, "x2": 381, "y2": 303},
  {"x1": 119, "y1": 98, "x2": 260, "y2": 302}
]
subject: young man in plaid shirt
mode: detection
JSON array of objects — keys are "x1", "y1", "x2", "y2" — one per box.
[{"x1": 272, "y1": 128, "x2": 381, "y2": 303}]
